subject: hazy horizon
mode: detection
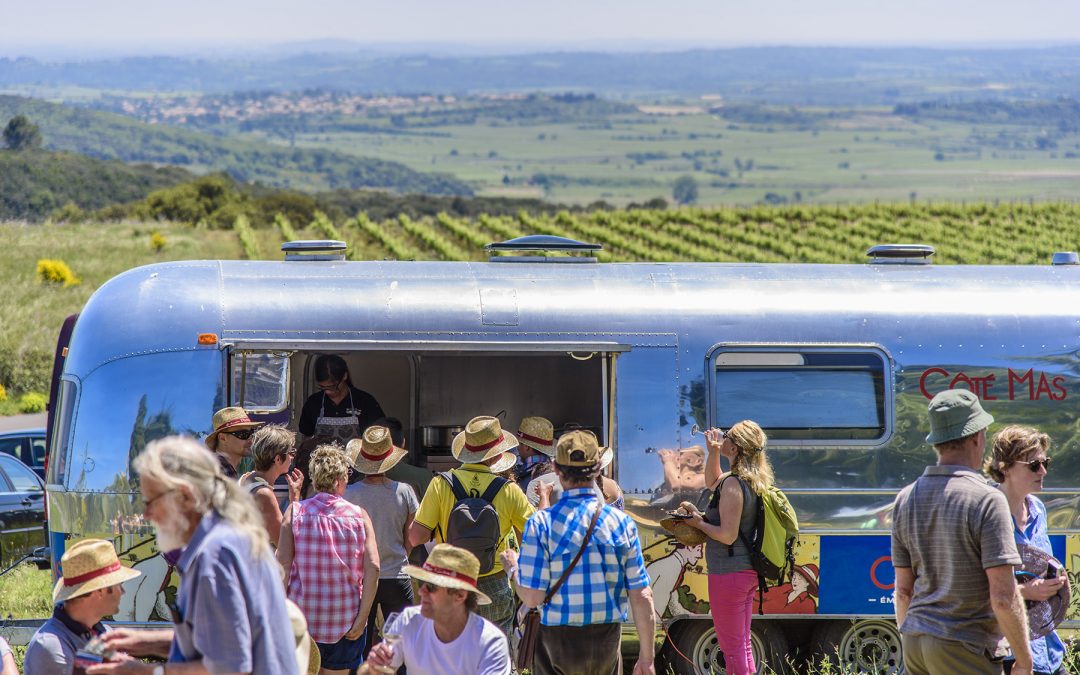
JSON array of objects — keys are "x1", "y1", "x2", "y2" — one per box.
[{"x1": 5, "y1": 0, "x2": 1080, "y2": 59}]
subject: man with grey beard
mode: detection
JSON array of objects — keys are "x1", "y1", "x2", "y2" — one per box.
[{"x1": 86, "y1": 435, "x2": 298, "y2": 675}]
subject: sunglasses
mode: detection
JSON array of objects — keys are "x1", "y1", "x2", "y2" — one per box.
[
  {"x1": 418, "y1": 581, "x2": 446, "y2": 594},
  {"x1": 1018, "y1": 458, "x2": 1051, "y2": 473},
  {"x1": 224, "y1": 429, "x2": 255, "y2": 440}
]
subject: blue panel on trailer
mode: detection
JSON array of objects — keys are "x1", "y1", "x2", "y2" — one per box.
[
  {"x1": 818, "y1": 535, "x2": 896, "y2": 615},
  {"x1": 1051, "y1": 534, "x2": 1066, "y2": 565}
]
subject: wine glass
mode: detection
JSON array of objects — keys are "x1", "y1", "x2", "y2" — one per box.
[{"x1": 372, "y1": 611, "x2": 403, "y2": 674}]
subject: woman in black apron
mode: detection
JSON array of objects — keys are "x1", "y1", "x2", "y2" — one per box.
[{"x1": 298, "y1": 354, "x2": 386, "y2": 446}]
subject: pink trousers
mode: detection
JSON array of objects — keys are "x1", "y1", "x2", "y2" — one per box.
[{"x1": 708, "y1": 570, "x2": 759, "y2": 675}]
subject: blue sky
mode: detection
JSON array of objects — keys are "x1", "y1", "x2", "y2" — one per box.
[{"x1": 5, "y1": 0, "x2": 1080, "y2": 56}]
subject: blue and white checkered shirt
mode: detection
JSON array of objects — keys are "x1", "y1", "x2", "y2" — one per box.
[{"x1": 517, "y1": 487, "x2": 650, "y2": 626}]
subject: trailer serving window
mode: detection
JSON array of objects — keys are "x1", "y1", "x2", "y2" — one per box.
[
  {"x1": 230, "y1": 351, "x2": 290, "y2": 412},
  {"x1": 708, "y1": 345, "x2": 893, "y2": 446}
]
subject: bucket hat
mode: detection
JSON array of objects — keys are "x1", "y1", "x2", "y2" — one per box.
[
  {"x1": 347, "y1": 425, "x2": 408, "y2": 475},
  {"x1": 206, "y1": 406, "x2": 261, "y2": 451},
  {"x1": 490, "y1": 451, "x2": 518, "y2": 475},
  {"x1": 926, "y1": 389, "x2": 994, "y2": 444},
  {"x1": 518, "y1": 417, "x2": 555, "y2": 456},
  {"x1": 402, "y1": 544, "x2": 492, "y2": 605},
  {"x1": 53, "y1": 539, "x2": 142, "y2": 604},
  {"x1": 556, "y1": 430, "x2": 605, "y2": 468},
  {"x1": 452, "y1": 416, "x2": 518, "y2": 464}
]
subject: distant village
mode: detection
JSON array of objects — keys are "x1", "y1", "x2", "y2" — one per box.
[{"x1": 106, "y1": 91, "x2": 531, "y2": 124}]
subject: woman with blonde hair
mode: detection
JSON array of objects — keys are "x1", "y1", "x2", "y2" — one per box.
[
  {"x1": 684, "y1": 420, "x2": 774, "y2": 675},
  {"x1": 988, "y1": 425, "x2": 1067, "y2": 675},
  {"x1": 279, "y1": 445, "x2": 381, "y2": 675}
]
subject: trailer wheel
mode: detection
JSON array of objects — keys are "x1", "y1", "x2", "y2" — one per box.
[
  {"x1": 813, "y1": 619, "x2": 903, "y2": 675},
  {"x1": 660, "y1": 619, "x2": 789, "y2": 675}
]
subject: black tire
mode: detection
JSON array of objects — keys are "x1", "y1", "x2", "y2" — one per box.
[
  {"x1": 812, "y1": 619, "x2": 903, "y2": 675},
  {"x1": 660, "y1": 619, "x2": 790, "y2": 675}
]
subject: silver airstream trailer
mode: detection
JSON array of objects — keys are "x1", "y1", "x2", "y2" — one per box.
[{"x1": 39, "y1": 238, "x2": 1080, "y2": 673}]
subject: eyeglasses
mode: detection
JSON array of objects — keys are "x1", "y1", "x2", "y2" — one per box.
[
  {"x1": 317, "y1": 379, "x2": 343, "y2": 392},
  {"x1": 1018, "y1": 458, "x2": 1052, "y2": 473},
  {"x1": 418, "y1": 581, "x2": 445, "y2": 594},
  {"x1": 225, "y1": 429, "x2": 255, "y2": 440},
  {"x1": 144, "y1": 489, "x2": 175, "y2": 509}
]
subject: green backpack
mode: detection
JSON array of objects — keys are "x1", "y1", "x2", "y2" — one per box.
[{"x1": 717, "y1": 476, "x2": 800, "y2": 609}]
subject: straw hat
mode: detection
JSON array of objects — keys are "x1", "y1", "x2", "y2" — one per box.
[
  {"x1": 347, "y1": 425, "x2": 408, "y2": 475},
  {"x1": 599, "y1": 447, "x2": 614, "y2": 471},
  {"x1": 659, "y1": 516, "x2": 708, "y2": 547},
  {"x1": 205, "y1": 407, "x2": 261, "y2": 451},
  {"x1": 518, "y1": 417, "x2": 555, "y2": 456},
  {"x1": 659, "y1": 501, "x2": 709, "y2": 547},
  {"x1": 53, "y1": 539, "x2": 142, "y2": 604},
  {"x1": 490, "y1": 451, "x2": 518, "y2": 475},
  {"x1": 403, "y1": 544, "x2": 492, "y2": 605},
  {"x1": 285, "y1": 599, "x2": 320, "y2": 675},
  {"x1": 452, "y1": 416, "x2": 518, "y2": 464}
]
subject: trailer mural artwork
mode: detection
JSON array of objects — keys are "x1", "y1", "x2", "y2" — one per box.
[{"x1": 39, "y1": 238, "x2": 1080, "y2": 673}]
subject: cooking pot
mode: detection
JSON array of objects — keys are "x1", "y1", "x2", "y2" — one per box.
[{"x1": 422, "y1": 425, "x2": 465, "y2": 450}]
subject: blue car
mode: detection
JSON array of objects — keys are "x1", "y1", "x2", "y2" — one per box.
[{"x1": 0, "y1": 427, "x2": 46, "y2": 481}]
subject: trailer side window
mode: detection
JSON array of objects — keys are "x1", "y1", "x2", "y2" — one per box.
[
  {"x1": 711, "y1": 348, "x2": 891, "y2": 444},
  {"x1": 230, "y1": 351, "x2": 289, "y2": 412},
  {"x1": 47, "y1": 379, "x2": 77, "y2": 487}
]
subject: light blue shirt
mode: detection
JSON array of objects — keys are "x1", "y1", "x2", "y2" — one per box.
[
  {"x1": 1010, "y1": 495, "x2": 1065, "y2": 674},
  {"x1": 517, "y1": 487, "x2": 650, "y2": 626},
  {"x1": 170, "y1": 511, "x2": 299, "y2": 674}
]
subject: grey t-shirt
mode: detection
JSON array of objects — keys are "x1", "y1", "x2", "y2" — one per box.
[
  {"x1": 345, "y1": 478, "x2": 419, "y2": 578},
  {"x1": 24, "y1": 607, "x2": 107, "y2": 675},
  {"x1": 704, "y1": 475, "x2": 758, "y2": 575},
  {"x1": 891, "y1": 465, "x2": 1021, "y2": 654}
]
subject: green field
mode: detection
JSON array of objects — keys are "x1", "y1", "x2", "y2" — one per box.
[
  {"x1": 272, "y1": 107, "x2": 1080, "y2": 206},
  {"x1": 7, "y1": 201, "x2": 1080, "y2": 404}
]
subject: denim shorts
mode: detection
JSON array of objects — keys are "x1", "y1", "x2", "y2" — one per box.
[{"x1": 316, "y1": 632, "x2": 366, "y2": 670}]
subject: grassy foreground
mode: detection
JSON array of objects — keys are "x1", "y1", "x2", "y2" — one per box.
[{"x1": 2, "y1": 564, "x2": 1080, "y2": 673}]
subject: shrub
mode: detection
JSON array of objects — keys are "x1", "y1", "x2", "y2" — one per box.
[
  {"x1": 150, "y1": 231, "x2": 167, "y2": 252},
  {"x1": 17, "y1": 392, "x2": 46, "y2": 414},
  {"x1": 36, "y1": 259, "x2": 80, "y2": 287}
]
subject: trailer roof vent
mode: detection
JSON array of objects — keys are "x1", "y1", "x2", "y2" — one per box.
[
  {"x1": 866, "y1": 244, "x2": 935, "y2": 265},
  {"x1": 281, "y1": 240, "x2": 347, "y2": 261},
  {"x1": 486, "y1": 235, "x2": 602, "y2": 263},
  {"x1": 1052, "y1": 252, "x2": 1079, "y2": 266}
]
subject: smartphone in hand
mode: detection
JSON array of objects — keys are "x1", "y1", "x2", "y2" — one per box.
[{"x1": 1045, "y1": 561, "x2": 1061, "y2": 579}]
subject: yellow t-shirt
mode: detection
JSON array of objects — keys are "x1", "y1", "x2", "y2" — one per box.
[{"x1": 414, "y1": 463, "x2": 535, "y2": 576}]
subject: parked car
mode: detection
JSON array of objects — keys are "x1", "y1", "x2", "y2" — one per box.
[
  {"x1": 0, "y1": 427, "x2": 46, "y2": 481},
  {"x1": 0, "y1": 453, "x2": 47, "y2": 568}
]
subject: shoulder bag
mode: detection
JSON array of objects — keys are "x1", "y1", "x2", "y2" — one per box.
[{"x1": 516, "y1": 503, "x2": 603, "y2": 672}]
